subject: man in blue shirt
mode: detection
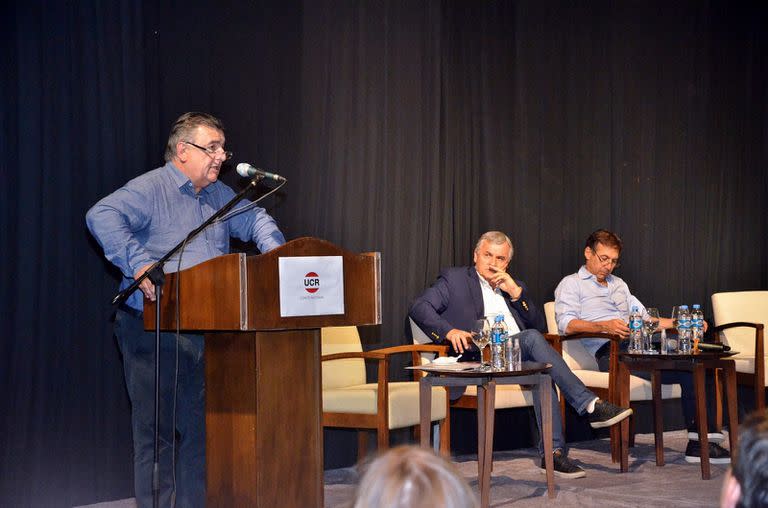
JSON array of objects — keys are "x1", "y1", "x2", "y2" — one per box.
[
  {"x1": 554, "y1": 229, "x2": 730, "y2": 465},
  {"x1": 409, "y1": 231, "x2": 633, "y2": 479},
  {"x1": 86, "y1": 112, "x2": 285, "y2": 507}
]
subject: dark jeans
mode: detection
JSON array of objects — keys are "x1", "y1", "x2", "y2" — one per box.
[
  {"x1": 595, "y1": 341, "x2": 718, "y2": 431},
  {"x1": 518, "y1": 330, "x2": 597, "y2": 455},
  {"x1": 114, "y1": 309, "x2": 206, "y2": 508}
]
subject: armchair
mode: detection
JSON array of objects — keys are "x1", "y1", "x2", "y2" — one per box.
[
  {"x1": 711, "y1": 291, "x2": 768, "y2": 411},
  {"x1": 321, "y1": 326, "x2": 450, "y2": 460},
  {"x1": 543, "y1": 302, "x2": 681, "y2": 459}
]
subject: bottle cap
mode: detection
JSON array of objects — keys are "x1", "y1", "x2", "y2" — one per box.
[
  {"x1": 693, "y1": 304, "x2": 701, "y2": 309},
  {"x1": 681, "y1": 305, "x2": 689, "y2": 309}
]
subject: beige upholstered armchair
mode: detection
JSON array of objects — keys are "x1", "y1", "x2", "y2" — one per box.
[
  {"x1": 711, "y1": 291, "x2": 768, "y2": 411},
  {"x1": 543, "y1": 302, "x2": 681, "y2": 458},
  {"x1": 321, "y1": 326, "x2": 450, "y2": 460}
]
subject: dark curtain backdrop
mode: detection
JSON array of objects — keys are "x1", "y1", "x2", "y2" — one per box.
[{"x1": 2, "y1": 1, "x2": 766, "y2": 505}]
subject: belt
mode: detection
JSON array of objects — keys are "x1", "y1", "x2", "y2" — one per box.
[{"x1": 117, "y1": 303, "x2": 144, "y2": 320}]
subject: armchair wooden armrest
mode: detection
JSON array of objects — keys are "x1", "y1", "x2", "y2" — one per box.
[
  {"x1": 711, "y1": 321, "x2": 764, "y2": 357},
  {"x1": 544, "y1": 331, "x2": 622, "y2": 352}
]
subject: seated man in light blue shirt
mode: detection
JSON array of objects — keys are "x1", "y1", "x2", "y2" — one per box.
[
  {"x1": 554, "y1": 229, "x2": 730, "y2": 465},
  {"x1": 86, "y1": 112, "x2": 285, "y2": 508}
]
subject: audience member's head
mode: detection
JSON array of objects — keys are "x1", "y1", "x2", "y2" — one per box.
[
  {"x1": 721, "y1": 410, "x2": 768, "y2": 508},
  {"x1": 353, "y1": 446, "x2": 478, "y2": 508}
]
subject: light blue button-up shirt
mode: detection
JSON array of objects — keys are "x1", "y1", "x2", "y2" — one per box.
[
  {"x1": 86, "y1": 162, "x2": 285, "y2": 311},
  {"x1": 554, "y1": 265, "x2": 646, "y2": 356}
]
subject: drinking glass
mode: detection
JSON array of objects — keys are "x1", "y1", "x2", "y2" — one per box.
[
  {"x1": 670, "y1": 306, "x2": 680, "y2": 329},
  {"x1": 668, "y1": 306, "x2": 681, "y2": 353},
  {"x1": 643, "y1": 308, "x2": 660, "y2": 353},
  {"x1": 470, "y1": 318, "x2": 491, "y2": 367}
]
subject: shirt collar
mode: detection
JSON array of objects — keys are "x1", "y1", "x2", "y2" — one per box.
[
  {"x1": 578, "y1": 265, "x2": 613, "y2": 283},
  {"x1": 476, "y1": 269, "x2": 500, "y2": 294},
  {"x1": 165, "y1": 161, "x2": 215, "y2": 195}
]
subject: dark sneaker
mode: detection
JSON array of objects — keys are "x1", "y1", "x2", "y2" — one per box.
[
  {"x1": 588, "y1": 400, "x2": 633, "y2": 429},
  {"x1": 684, "y1": 440, "x2": 731, "y2": 464},
  {"x1": 540, "y1": 449, "x2": 586, "y2": 479},
  {"x1": 687, "y1": 429, "x2": 726, "y2": 443}
]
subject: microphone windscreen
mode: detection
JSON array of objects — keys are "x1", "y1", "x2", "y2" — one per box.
[{"x1": 236, "y1": 163, "x2": 251, "y2": 177}]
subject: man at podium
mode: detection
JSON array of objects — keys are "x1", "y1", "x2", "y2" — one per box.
[{"x1": 86, "y1": 112, "x2": 285, "y2": 508}]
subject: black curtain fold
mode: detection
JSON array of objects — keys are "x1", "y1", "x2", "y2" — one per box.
[{"x1": 2, "y1": 1, "x2": 766, "y2": 505}]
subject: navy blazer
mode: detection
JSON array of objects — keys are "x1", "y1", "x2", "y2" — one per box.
[{"x1": 409, "y1": 266, "x2": 545, "y2": 356}]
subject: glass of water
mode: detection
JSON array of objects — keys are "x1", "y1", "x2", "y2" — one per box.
[
  {"x1": 643, "y1": 308, "x2": 660, "y2": 353},
  {"x1": 470, "y1": 318, "x2": 491, "y2": 367}
]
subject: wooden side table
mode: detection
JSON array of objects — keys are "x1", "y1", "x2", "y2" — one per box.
[
  {"x1": 616, "y1": 351, "x2": 739, "y2": 479},
  {"x1": 414, "y1": 362, "x2": 555, "y2": 507}
]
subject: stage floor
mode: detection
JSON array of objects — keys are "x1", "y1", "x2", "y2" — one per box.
[{"x1": 80, "y1": 430, "x2": 727, "y2": 508}]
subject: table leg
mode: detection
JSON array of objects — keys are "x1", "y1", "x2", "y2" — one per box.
[
  {"x1": 724, "y1": 361, "x2": 739, "y2": 451},
  {"x1": 539, "y1": 374, "x2": 555, "y2": 498},
  {"x1": 477, "y1": 382, "x2": 486, "y2": 504},
  {"x1": 651, "y1": 370, "x2": 664, "y2": 466},
  {"x1": 619, "y1": 361, "x2": 630, "y2": 472},
  {"x1": 693, "y1": 364, "x2": 710, "y2": 480},
  {"x1": 476, "y1": 382, "x2": 494, "y2": 508},
  {"x1": 478, "y1": 381, "x2": 496, "y2": 508},
  {"x1": 419, "y1": 377, "x2": 432, "y2": 448}
]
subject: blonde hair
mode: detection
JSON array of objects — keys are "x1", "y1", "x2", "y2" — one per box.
[{"x1": 353, "y1": 446, "x2": 478, "y2": 508}]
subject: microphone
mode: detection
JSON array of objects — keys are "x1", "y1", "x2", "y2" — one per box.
[
  {"x1": 696, "y1": 342, "x2": 731, "y2": 352},
  {"x1": 236, "y1": 163, "x2": 286, "y2": 182}
]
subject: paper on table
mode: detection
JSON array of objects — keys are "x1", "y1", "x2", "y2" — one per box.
[
  {"x1": 406, "y1": 362, "x2": 483, "y2": 372},
  {"x1": 430, "y1": 356, "x2": 459, "y2": 365}
]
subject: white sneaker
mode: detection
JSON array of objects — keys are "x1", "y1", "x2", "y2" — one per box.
[{"x1": 687, "y1": 430, "x2": 725, "y2": 443}]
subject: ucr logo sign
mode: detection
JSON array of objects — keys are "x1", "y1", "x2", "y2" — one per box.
[{"x1": 304, "y1": 272, "x2": 320, "y2": 293}]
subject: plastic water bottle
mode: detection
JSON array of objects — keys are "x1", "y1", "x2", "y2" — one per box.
[
  {"x1": 628, "y1": 306, "x2": 643, "y2": 353},
  {"x1": 677, "y1": 305, "x2": 692, "y2": 353},
  {"x1": 691, "y1": 304, "x2": 704, "y2": 352},
  {"x1": 490, "y1": 314, "x2": 508, "y2": 370},
  {"x1": 505, "y1": 334, "x2": 521, "y2": 370}
]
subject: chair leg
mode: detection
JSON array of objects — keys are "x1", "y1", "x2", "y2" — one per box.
[
  {"x1": 756, "y1": 382, "x2": 766, "y2": 412},
  {"x1": 357, "y1": 431, "x2": 369, "y2": 461},
  {"x1": 377, "y1": 424, "x2": 390, "y2": 451},
  {"x1": 629, "y1": 413, "x2": 636, "y2": 448}
]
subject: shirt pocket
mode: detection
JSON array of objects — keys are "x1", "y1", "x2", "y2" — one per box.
[{"x1": 210, "y1": 221, "x2": 229, "y2": 253}]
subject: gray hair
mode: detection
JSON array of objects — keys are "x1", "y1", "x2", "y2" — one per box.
[
  {"x1": 353, "y1": 446, "x2": 478, "y2": 508},
  {"x1": 164, "y1": 112, "x2": 225, "y2": 162},
  {"x1": 474, "y1": 231, "x2": 514, "y2": 258}
]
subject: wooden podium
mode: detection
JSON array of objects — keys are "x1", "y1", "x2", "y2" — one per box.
[{"x1": 144, "y1": 237, "x2": 381, "y2": 507}]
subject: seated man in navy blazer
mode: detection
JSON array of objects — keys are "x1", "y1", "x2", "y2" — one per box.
[{"x1": 409, "y1": 231, "x2": 632, "y2": 478}]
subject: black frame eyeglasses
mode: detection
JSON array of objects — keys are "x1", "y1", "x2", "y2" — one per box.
[
  {"x1": 591, "y1": 248, "x2": 620, "y2": 268},
  {"x1": 183, "y1": 141, "x2": 233, "y2": 161}
]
